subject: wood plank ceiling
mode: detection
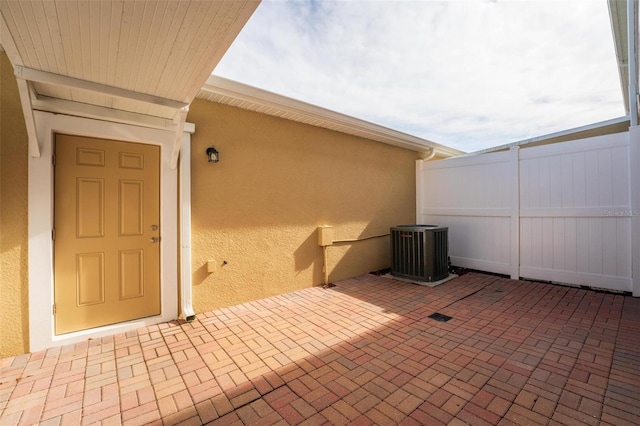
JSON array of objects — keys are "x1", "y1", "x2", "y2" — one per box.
[{"x1": 0, "y1": 0, "x2": 259, "y2": 162}]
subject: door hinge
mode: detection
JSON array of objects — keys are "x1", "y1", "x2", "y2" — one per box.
[
  {"x1": 52, "y1": 154, "x2": 56, "y2": 166},
  {"x1": 52, "y1": 304, "x2": 56, "y2": 315},
  {"x1": 52, "y1": 229, "x2": 56, "y2": 241}
]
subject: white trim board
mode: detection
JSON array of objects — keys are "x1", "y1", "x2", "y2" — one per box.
[
  {"x1": 28, "y1": 111, "x2": 193, "y2": 352},
  {"x1": 15, "y1": 65, "x2": 188, "y2": 110},
  {"x1": 449, "y1": 256, "x2": 512, "y2": 276},
  {"x1": 519, "y1": 267, "x2": 632, "y2": 292}
]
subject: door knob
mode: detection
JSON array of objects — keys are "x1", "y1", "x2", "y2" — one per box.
[
  {"x1": 150, "y1": 225, "x2": 158, "y2": 231},
  {"x1": 150, "y1": 237, "x2": 158, "y2": 243}
]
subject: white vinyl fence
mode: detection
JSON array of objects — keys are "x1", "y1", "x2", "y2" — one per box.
[{"x1": 417, "y1": 132, "x2": 634, "y2": 292}]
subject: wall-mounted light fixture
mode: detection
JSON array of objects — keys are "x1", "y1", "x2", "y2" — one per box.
[{"x1": 206, "y1": 146, "x2": 219, "y2": 163}]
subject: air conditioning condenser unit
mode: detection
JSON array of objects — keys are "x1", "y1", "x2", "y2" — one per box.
[{"x1": 390, "y1": 225, "x2": 449, "y2": 282}]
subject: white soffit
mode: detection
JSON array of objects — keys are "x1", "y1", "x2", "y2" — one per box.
[
  {"x1": 198, "y1": 75, "x2": 464, "y2": 158},
  {"x1": 0, "y1": 0, "x2": 260, "y2": 123}
]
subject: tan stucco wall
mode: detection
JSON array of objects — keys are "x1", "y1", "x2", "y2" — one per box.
[
  {"x1": 0, "y1": 52, "x2": 29, "y2": 357},
  {"x1": 188, "y1": 99, "x2": 420, "y2": 313},
  {"x1": 0, "y1": 60, "x2": 420, "y2": 355}
]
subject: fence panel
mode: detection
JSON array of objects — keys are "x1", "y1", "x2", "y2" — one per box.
[
  {"x1": 417, "y1": 132, "x2": 632, "y2": 292},
  {"x1": 519, "y1": 133, "x2": 632, "y2": 291},
  {"x1": 417, "y1": 151, "x2": 515, "y2": 275}
]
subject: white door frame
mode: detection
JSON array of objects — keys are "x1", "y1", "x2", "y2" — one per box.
[{"x1": 28, "y1": 111, "x2": 191, "y2": 352}]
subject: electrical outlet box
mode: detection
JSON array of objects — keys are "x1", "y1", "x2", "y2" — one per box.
[
  {"x1": 207, "y1": 260, "x2": 216, "y2": 273},
  {"x1": 318, "y1": 225, "x2": 334, "y2": 246}
]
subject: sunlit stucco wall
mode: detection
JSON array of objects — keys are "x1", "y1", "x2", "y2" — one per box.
[
  {"x1": 0, "y1": 52, "x2": 29, "y2": 357},
  {"x1": 188, "y1": 99, "x2": 420, "y2": 313}
]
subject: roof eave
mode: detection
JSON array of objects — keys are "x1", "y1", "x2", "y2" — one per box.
[{"x1": 198, "y1": 75, "x2": 464, "y2": 158}]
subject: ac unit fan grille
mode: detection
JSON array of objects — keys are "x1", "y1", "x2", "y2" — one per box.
[{"x1": 390, "y1": 225, "x2": 448, "y2": 282}]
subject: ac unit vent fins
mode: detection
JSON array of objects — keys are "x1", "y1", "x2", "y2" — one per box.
[{"x1": 390, "y1": 225, "x2": 449, "y2": 282}]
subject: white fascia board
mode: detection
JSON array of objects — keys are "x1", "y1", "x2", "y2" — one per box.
[
  {"x1": 15, "y1": 66, "x2": 188, "y2": 110},
  {"x1": 16, "y1": 79, "x2": 40, "y2": 157},
  {"x1": 32, "y1": 96, "x2": 195, "y2": 134},
  {"x1": 627, "y1": 0, "x2": 638, "y2": 125},
  {"x1": 467, "y1": 116, "x2": 631, "y2": 156},
  {"x1": 0, "y1": 12, "x2": 21, "y2": 66},
  {"x1": 32, "y1": 96, "x2": 196, "y2": 170},
  {"x1": 201, "y1": 75, "x2": 464, "y2": 158},
  {"x1": 32, "y1": 96, "x2": 176, "y2": 130},
  {"x1": 609, "y1": 0, "x2": 630, "y2": 114}
]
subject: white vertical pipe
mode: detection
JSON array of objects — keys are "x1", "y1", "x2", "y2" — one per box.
[
  {"x1": 629, "y1": 0, "x2": 638, "y2": 126},
  {"x1": 415, "y1": 159, "x2": 424, "y2": 223},
  {"x1": 180, "y1": 133, "x2": 196, "y2": 320},
  {"x1": 322, "y1": 245, "x2": 329, "y2": 285}
]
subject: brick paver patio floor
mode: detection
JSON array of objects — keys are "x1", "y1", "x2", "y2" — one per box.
[{"x1": 1, "y1": 272, "x2": 640, "y2": 425}]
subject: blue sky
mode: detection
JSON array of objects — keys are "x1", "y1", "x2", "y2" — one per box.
[{"x1": 214, "y1": 0, "x2": 625, "y2": 153}]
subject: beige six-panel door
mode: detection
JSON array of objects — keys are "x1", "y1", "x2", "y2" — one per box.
[{"x1": 54, "y1": 134, "x2": 160, "y2": 334}]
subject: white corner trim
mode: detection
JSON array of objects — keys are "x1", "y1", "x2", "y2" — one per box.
[
  {"x1": 28, "y1": 111, "x2": 186, "y2": 352},
  {"x1": 15, "y1": 79, "x2": 39, "y2": 157},
  {"x1": 508, "y1": 146, "x2": 520, "y2": 280},
  {"x1": 170, "y1": 107, "x2": 189, "y2": 170},
  {"x1": 627, "y1": 0, "x2": 638, "y2": 126},
  {"x1": 630, "y1": 126, "x2": 640, "y2": 297}
]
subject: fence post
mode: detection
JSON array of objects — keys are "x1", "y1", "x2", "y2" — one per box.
[
  {"x1": 630, "y1": 127, "x2": 640, "y2": 296},
  {"x1": 509, "y1": 146, "x2": 520, "y2": 280}
]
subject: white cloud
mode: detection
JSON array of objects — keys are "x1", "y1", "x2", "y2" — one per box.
[{"x1": 214, "y1": 0, "x2": 625, "y2": 152}]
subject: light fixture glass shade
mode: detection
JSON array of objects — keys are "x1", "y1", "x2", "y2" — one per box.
[{"x1": 206, "y1": 146, "x2": 219, "y2": 163}]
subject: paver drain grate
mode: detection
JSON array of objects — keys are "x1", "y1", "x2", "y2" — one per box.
[{"x1": 428, "y1": 312, "x2": 453, "y2": 322}]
